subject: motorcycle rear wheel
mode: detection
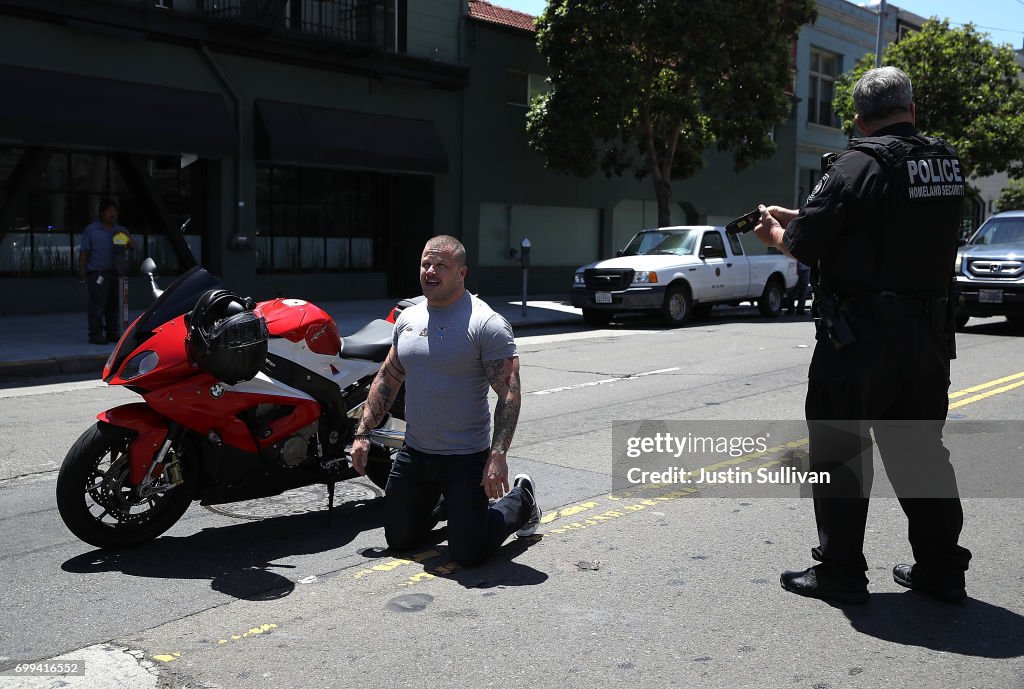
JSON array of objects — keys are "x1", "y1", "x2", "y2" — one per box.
[{"x1": 56, "y1": 422, "x2": 193, "y2": 549}]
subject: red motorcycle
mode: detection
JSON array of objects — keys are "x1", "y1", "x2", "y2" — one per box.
[{"x1": 56, "y1": 262, "x2": 405, "y2": 549}]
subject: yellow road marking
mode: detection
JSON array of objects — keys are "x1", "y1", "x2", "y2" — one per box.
[
  {"x1": 949, "y1": 378, "x2": 1024, "y2": 409},
  {"x1": 153, "y1": 653, "x2": 181, "y2": 663},
  {"x1": 949, "y1": 371, "x2": 1024, "y2": 399},
  {"x1": 154, "y1": 623, "x2": 280, "y2": 664},
  {"x1": 358, "y1": 373, "x2": 1022, "y2": 590}
]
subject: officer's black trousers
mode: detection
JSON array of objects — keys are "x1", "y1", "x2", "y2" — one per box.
[{"x1": 803, "y1": 308, "x2": 971, "y2": 580}]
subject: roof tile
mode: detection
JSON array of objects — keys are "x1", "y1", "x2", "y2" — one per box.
[{"x1": 467, "y1": 0, "x2": 537, "y2": 33}]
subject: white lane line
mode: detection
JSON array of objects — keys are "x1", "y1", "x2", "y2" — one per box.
[
  {"x1": 0, "y1": 379, "x2": 106, "y2": 399},
  {"x1": 529, "y1": 367, "x2": 680, "y2": 396},
  {"x1": 518, "y1": 329, "x2": 660, "y2": 346}
]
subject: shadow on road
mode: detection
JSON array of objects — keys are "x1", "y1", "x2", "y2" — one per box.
[
  {"x1": 360, "y1": 530, "x2": 548, "y2": 590},
  {"x1": 836, "y1": 592, "x2": 1024, "y2": 658},
  {"x1": 60, "y1": 499, "x2": 386, "y2": 600}
]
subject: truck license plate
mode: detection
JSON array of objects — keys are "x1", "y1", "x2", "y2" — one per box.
[
  {"x1": 595, "y1": 292, "x2": 612, "y2": 304},
  {"x1": 979, "y1": 289, "x2": 1004, "y2": 304}
]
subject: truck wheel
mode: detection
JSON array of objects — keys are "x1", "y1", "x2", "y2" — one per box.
[
  {"x1": 758, "y1": 278, "x2": 784, "y2": 318},
  {"x1": 582, "y1": 309, "x2": 612, "y2": 327},
  {"x1": 661, "y1": 285, "x2": 691, "y2": 327}
]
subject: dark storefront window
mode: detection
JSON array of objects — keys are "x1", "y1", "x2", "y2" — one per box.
[
  {"x1": 255, "y1": 166, "x2": 393, "y2": 273},
  {"x1": 0, "y1": 149, "x2": 205, "y2": 276}
]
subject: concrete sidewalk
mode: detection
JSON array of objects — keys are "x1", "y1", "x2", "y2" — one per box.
[{"x1": 0, "y1": 295, "x2": 582, "y2": 381}]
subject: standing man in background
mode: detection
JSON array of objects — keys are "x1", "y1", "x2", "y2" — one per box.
[
  {"x1": 754, "y1": 67, "x2": 971, "y2": 604},
  {"x1": 79, "y1": 199, "x2": 135, "y2": 345}
]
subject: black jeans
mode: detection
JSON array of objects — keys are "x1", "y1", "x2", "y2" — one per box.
[
  {"x1": 803, "y1": 306, "x2": 971, "y2": 582},
  {"x1": 384, "y1": 446, "x2": 530, "y2": 567},
  {"x1": 87, "y1": 270, "x2": 119, "y2": 340}
]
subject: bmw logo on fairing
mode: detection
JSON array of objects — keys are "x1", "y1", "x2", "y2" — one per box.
[{"x1": 210, "y1": 384, "x2": 225, "y2": 399}]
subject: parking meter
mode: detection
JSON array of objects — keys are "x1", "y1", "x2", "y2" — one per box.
[
  {"x1": 112, "y1": 231, "x2": 131, "y2": 334},
  {"x1": 112, "y1": 232, "x2": 131, "y2": 276},
  {"x1": 520, "y1": 238, "x2": 531, "y2": 316}
]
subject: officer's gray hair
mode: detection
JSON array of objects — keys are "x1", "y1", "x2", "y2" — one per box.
[
  {"x1": 424, "y1": 235, "x2": 467, "y2": 267},
  {"x1": 853, "y1": 66, "x2": 913, "y2": 123}
]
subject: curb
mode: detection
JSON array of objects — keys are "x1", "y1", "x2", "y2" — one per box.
[
  {"x1": 0, "y1": 314, "x2": 581, "y2": 383},
  {"x1": 0, "y1": 355, "x2": 110, "y2": 382}
]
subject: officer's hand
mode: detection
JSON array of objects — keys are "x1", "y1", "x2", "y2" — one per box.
[
  {"x1": 481, "y1": 452, "x2": 510, "y2": 500},
  {"x1": 351, "y1": 436, "x2": 370, "y2": 475},
  {"x1": 762, "y1": 205, "x2": 799, "y2": 229},
  {"x1": 753, "y1": 204, "x2": 784, "y2": 248}
]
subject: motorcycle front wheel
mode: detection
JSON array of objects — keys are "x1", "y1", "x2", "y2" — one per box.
[{"x1": 56, "y1": 422, "x2": 193, "y2": 549}]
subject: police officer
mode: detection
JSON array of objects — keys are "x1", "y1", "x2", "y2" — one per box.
[{"x1": 753, "y1": 66, "x2": 971, "y2": 604}]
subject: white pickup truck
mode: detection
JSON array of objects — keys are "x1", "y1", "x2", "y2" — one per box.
[{"x1": 570, "y1": 226, "x2": 798, "y2": 327}]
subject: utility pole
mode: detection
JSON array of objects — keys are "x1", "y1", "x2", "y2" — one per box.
[{"x1": 874, "y1": 0, "x2": 887, "y2": 67}]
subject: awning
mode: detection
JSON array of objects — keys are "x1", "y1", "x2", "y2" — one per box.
[
  {"x1": 255, "y1": 99, "x2": 448, "y2": 175},
  {"x1": 0, "y1": 64, "x2": 237, "y2": 158}
]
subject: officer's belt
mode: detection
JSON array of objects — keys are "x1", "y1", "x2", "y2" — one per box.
[{"x1": 838, "y1": 291, "x2": 946, "y2": 317}]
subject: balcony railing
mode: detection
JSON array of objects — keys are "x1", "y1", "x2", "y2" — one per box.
[{"x1": 199, "y1": 0, "x2": 396, "y2": 50}]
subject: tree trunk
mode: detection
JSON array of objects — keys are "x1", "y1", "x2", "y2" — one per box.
[{"x1": 654, "y1": 178, "x2": 673, "y2": 228}]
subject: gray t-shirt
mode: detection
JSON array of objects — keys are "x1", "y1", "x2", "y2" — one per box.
[{"x1": 393, "y1": 291, "x2": 517, "y2": 454}]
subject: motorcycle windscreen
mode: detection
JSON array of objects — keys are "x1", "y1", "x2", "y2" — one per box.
[
  {"x1": 105, "y1": 267, "x2": 222, "y2": 381},
  {"x1": 138, "y1": 267, "x2": 222, "y2": 333}
]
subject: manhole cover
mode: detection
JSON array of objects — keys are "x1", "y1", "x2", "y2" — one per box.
[{"x1": 205, "y1": 479, "x2": 383, "y2": 520}]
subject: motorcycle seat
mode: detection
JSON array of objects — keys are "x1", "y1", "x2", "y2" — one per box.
[{"x1": 341, "y1": 319, "x2": 394, "y2": 362}]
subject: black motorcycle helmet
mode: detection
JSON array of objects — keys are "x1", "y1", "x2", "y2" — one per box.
[{"x1": 186, "y1": 289, "x2": 268, "y2": 385}]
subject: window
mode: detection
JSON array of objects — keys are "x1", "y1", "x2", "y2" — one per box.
[
  {"x1": 727, "y1": 233, "x2": 744, "y2": 256},
  {"x1": 0, "y1": 149, "x2": 203, "y2": 276},
  {"x1": 505, "y1": 70, "x2": 550, "y2": 107},
  {"x1": 808, "y1": 48, "x2": 840, "y2": 128},
  {"x1": 701, "y1": 232, "x2": 726, "y2": 257},
  {"x1": 255, "y1": 166, "x2": 394, "y2": 273}
]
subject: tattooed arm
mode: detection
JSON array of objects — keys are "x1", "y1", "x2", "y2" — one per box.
[
  {"x1": 480, "y1": 356, "x2": 521, "y2": 499},
  {"x1": 351, "y1": 346, "x2": 406, "y2": 475}
]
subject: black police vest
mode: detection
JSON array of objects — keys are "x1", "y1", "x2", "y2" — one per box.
[{"x1": 824, "y1": 134, "x2": 964, "y2": 295}]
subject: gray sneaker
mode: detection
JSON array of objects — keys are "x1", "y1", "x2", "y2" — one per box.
[{"x1": 513, "y1": 473, "x2": 541, "y2": 537}]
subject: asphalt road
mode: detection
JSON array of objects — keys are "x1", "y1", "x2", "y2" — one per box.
[{"x1": 1, "y1": 309, "x2": 1022, "y2": 689}]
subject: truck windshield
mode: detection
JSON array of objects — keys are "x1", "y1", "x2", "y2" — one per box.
[
  {"x1": 970, "y1": 217, "x2": 1024, "y2": 246},
  {"x1": 621, "y1": 230, "x2": 698, "y2": 256}
]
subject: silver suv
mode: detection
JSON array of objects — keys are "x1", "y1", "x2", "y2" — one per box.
[{"x1": 956, "y1": 210, "x2": 1024, "y2": 328}]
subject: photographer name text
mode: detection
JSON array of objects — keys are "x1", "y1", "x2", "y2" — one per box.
[{"x1": 626, "y1": 466, "x2": 830, "y2": 485}]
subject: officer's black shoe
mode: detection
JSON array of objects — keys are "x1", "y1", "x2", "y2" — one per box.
[
  {"x1": 106, "y1": 334, "x2": 120, "y2": 343},
  {"x1": 781, "y1": 564, "x2": 869, "y2": 604},
  {"x1": 892, "y1": 564, "x2": 966, "y2": 603}
]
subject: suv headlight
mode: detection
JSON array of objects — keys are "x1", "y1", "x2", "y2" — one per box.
[
  {"x1": 954, "y1": 253, "x2": 963, "y2": 273},
  {"x1": 574, "y1": 272, "x2": 585, "y2": 286},
  {"x1": 631, "y1": 271, "x2": 658, "y2": 285}
]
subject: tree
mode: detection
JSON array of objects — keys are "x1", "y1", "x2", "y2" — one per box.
[
  {"x1": 833, "y1": 19, "x2": 1024, "y2": 181},
  {"x1": 997, "y1": 179, "x2": 1024, "y2": 211},
  {"x1": 526, "y1": 0, "x2": 816, "y2": 228}
]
